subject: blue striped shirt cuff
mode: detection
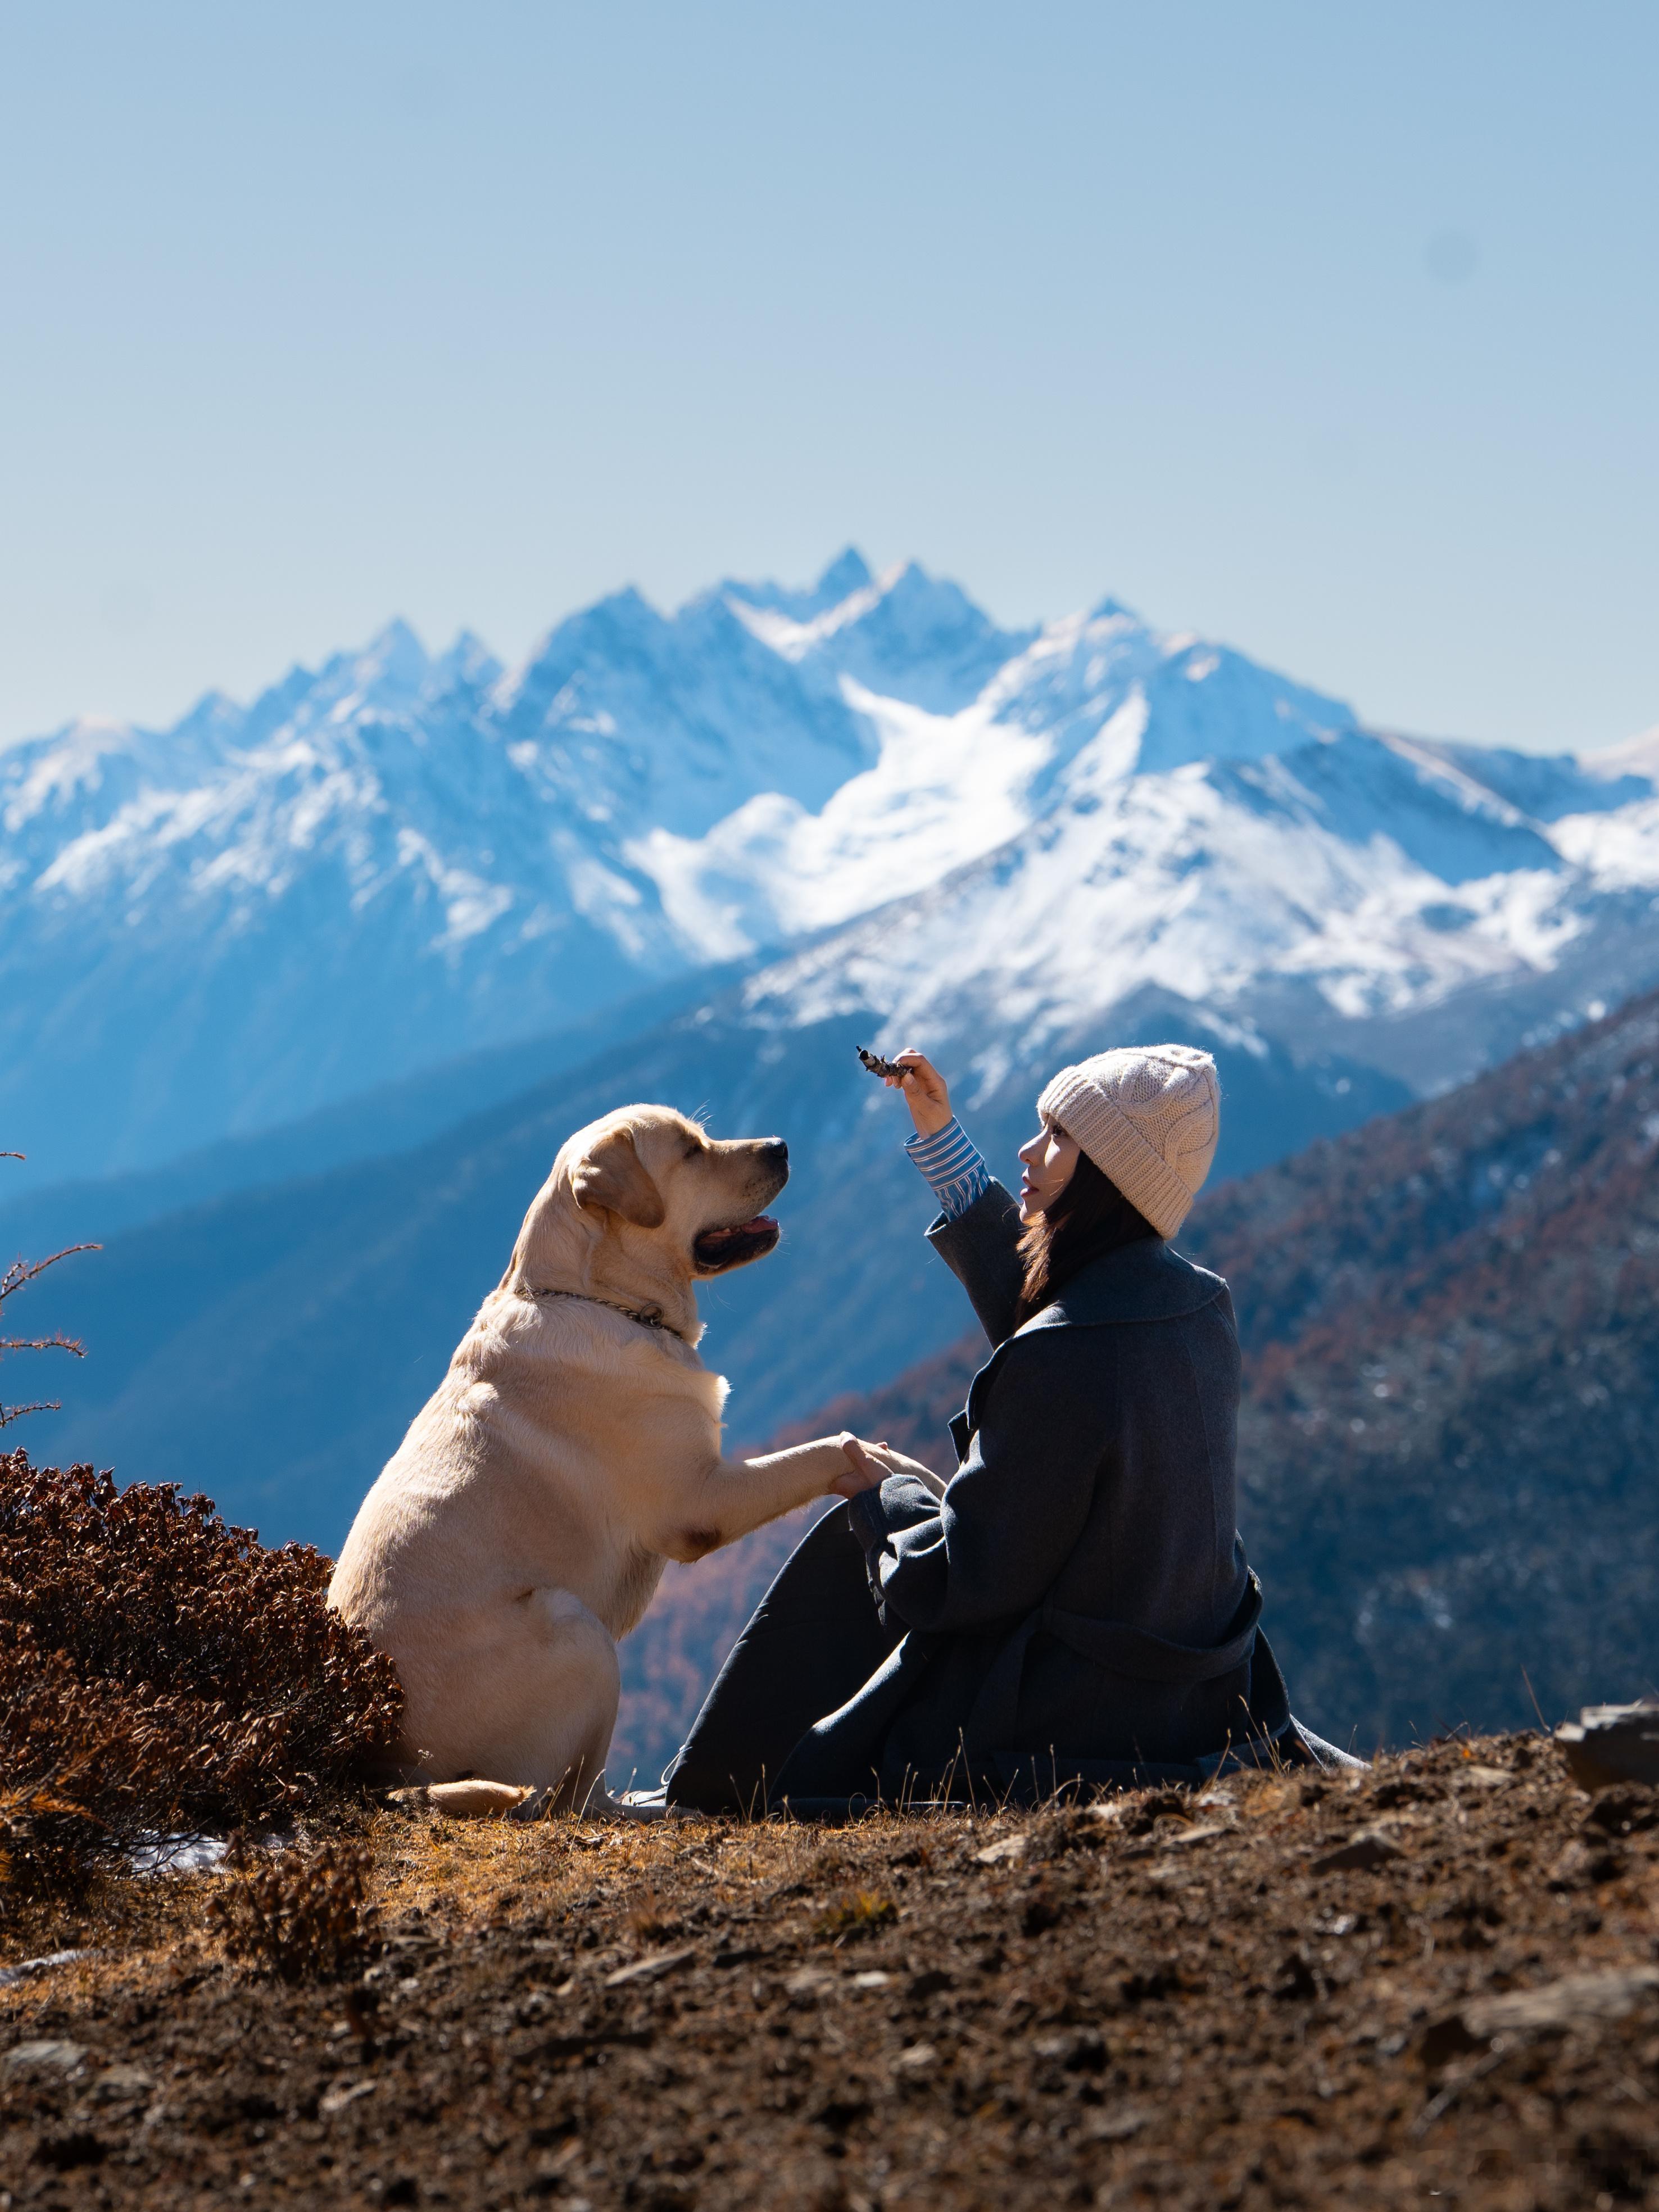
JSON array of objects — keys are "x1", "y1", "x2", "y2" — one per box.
[{"x1": 905, "y1": 1116, "x2": 991, "y2": 1221}]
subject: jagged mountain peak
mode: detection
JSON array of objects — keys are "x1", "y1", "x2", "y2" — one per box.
[
  {"x1": 723, "y1": 556, "x2": 1039, "y2": 717},
  {"x1": 1084, "y1": 592, "x2": 1142, "y2": 625},
  {"x1": 356, "y1": 615, "x2": 430, "y2": 683},
  {"x1": 275, "y1": 618, "x2": 439, "y2": 724},
  {"x1": 432, "y1": 629, "x2": 504, "y2": 695},
  {"x1": 502, "y1": 586, "x2": 665, "y2": 709},
  {"x1": 720, "y1": 545, "x2": 875, "y2": 623}
]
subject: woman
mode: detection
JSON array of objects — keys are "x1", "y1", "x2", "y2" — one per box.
[{"x1": 663, "y1": 1042, "x2": 1349, "y2": 1811}]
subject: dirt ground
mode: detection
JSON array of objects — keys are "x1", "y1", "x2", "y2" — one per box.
[{"x1": 6, "y1": 1733, "x2": 1659, "y2": 2210}]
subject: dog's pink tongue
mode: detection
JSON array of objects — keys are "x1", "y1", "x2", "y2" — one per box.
[{"x1": 709, "y1": 1214, "x2": 773, "y2": 1242}]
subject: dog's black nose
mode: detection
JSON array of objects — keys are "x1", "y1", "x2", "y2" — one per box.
[{"x1": 761, "y1": 1137, "x2": 788, "y2": 1166}]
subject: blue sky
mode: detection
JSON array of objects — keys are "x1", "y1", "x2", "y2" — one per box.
[{"x1": 2, "y1": 2, "x2": 1655, "y2": 752}]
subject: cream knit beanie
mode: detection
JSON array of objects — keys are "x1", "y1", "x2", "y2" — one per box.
[{"x1": 1036, "y1": 1044, "x2": 1220, "y2": 1239}]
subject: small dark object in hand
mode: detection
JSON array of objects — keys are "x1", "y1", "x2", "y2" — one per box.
[{"x1": 858, "y1": 1047, "x2": 907, "y2": 1080}]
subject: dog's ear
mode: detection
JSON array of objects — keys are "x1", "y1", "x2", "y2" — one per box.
[{"x1": 570, "y1": 1127, "x2": 667, "y2": 1230}]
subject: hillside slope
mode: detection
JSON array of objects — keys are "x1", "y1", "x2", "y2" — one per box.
[
  {"x1": 616, "y1": 988, "x2": 1659, "y2": 1770},
  {"x1": 7, "y1": 1735, "x2": 1659, "y2": 2212}
]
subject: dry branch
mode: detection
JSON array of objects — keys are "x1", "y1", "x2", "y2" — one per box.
[{"x1": 0, "y1": 1148, "x2": 99, "y2": 1425}]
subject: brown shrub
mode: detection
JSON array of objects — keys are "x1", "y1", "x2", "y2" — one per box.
[
  {"x1": 0, "y1": 1451, "x2": 403, "y2": 1902},
  {"x1": 208, "y1": 1833, "x2": 376, "y2": 1981}
]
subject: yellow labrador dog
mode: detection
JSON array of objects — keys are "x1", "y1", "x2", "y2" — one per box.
[{"x1": 329, "y1": 1103, "x2": 856, "y2": 1817}]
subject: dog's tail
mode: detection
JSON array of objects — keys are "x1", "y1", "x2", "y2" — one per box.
[
  {"x1": 391, "y1": 1777, "x2": 662, "y2": 1823},
  {"x1": 393, "y1": 1779, "x2": 537, "y2": 1820}
]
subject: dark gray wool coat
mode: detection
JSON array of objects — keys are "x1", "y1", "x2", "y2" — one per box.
[{"x1": 770, "y1": 1180, "x2": 1295, "y2": 1801}]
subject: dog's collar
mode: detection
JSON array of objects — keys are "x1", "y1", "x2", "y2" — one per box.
[{"x1": 532, "y1": 1287, "x2": 692, "y2": 1345}]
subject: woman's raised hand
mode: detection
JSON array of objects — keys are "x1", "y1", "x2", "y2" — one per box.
[
  {"x1": 885, "y1": 1049, "x2": 953, "y2": 1139},
  {"x1": 827, "y1": 1436, "x2": 883, "y2": 1498}
]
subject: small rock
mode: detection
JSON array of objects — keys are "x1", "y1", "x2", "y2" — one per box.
[
  {"x1": 1031, "y1": 2028, "x2": 1107, "y2": 2072},
  {"x1": 850, "y1": 1970, "x2": 892, "y2": 1991},
  {"x1": 603, "y1": 1946, "x2": 696, "y2": 1988},
  {"x1": 1159, "y1": 1821, "x2": 1228, "y2": 1851},
  {"x1": 894, "y1": 2042, "x2": 939, "y2": 2074},
  {"x1": 1084, "y1": 2106, "x2": 1150, "y2": 2141},
  {"x1": 89, "y1": 2065, "x2": 155, "y2": 2106},
  {"x1": 1455, "y1": 1765, "x2": 1510, "y2": 1789},
  {"x1": 2, "y1": 2039, "x2": 87, "y2": 2083},
  {"x1": 1312, "y1": 1827, "x2": 1402, "y2": 1874},
  {"x1": 318, "y1": 2078, "x2": 378, "y2": 2119},
  {"x1": 1086, "y1": 2105, "x2": 1150, "y2": 2142},
  {"x1": 1556, "y1": 1699, "x2": 1659, "y2": 1791},
  {"x1": 973, "y1": 1834, "x2": 1028, "y2": 1865},
  {"x1": 784, "y1": 1968, "x2": 836, "y2": 2004},
  {"x1": 1420, "y1": 1965, "x2": 1659, "y2": 2068}
]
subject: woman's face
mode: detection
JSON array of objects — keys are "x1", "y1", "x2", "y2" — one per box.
[{"x1": 1017, "y1": 1116, "x2": 1080, "y2": 1225}]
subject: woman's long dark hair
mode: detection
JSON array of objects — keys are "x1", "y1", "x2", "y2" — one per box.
[{"x1": 1014, "y1": 1143, "x2": 1159, "y2": 1327}]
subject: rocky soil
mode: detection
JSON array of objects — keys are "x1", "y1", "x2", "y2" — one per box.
[{"x1": 6, "y1": 1734, "x2": 1659, "y2": 2209}]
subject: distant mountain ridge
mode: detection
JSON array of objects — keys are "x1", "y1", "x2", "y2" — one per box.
[{"x1": 13, "y1": 547, "x2": 1656, "y2": 1188}]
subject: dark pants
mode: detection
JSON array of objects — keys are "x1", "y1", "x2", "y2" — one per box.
[
  {"x1": 663, "y1": 1506, "x2": 1366, "y2": 1812},
  {"x1": 664, "y1": 1506, "x2": 899, "y2": 1813}
]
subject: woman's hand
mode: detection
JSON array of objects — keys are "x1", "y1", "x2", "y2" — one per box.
[
  {"x1": 885, "y1": 1049, "x2": 953, "y2": 1139},
  {"x1": 828, "y1": 1435, "x2": 885, "y2": 1498},
  {"x1": 828, "y1": 1436, "x2": 948, "y2": 1500}
]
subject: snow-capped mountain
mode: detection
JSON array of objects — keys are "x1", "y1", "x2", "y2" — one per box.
[
  {"x1": 0, "y1": 552, "x2": 1032, "y2": 1179},
  {"x1": 731, "y1": 723, "x2": 1659, "y2": 1114},
  {"x1": 4, "y1": 549, "x2": 1658, "y2": 1187}
]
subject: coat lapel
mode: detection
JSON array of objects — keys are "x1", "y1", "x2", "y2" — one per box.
[{"x1": 950, "y1": 1239, "x2": 1225, "y2": 1462}]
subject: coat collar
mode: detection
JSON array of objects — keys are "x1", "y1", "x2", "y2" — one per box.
[
  {"x1": 1017, "y1": 1238, "x2": 1225, "y2": 1333},
  {"x1": 948, "y1": 1238, "x2": 1229, "y2": 1466}
]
